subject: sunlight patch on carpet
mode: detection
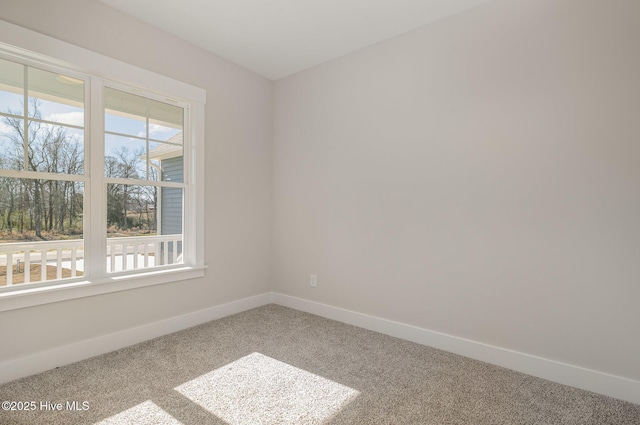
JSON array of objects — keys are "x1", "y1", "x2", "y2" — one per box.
[
  {"x1": 94, "y1": 400, "x2": 183, "y2": 425},
  {"x1": 175, "y1": 352, "x2": 359, "y2": 425}
]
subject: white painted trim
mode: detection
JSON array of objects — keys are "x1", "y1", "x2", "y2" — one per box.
[
  {"x1": 0, "y1": 266, "x2": 207, "y2": 312},
  {"x1": 0, "y1": 292, "x2": 272, "y2": 385},
  {"x1": 272, "y1": 293, "x2": 640, "y2": 405},
  {"x1": 3, "y1": 291, "x2": 638, "y2": 405},
  {"x1": 189, "y1": 102, "x2": 206, "y2": 267},
  {"x1": 0, "y1": 20, "x2": 206, "y2": 104}
]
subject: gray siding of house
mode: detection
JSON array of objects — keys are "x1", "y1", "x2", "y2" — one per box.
[{"x1": 161, "y1": 156, "x2": 183, "y2": 236}]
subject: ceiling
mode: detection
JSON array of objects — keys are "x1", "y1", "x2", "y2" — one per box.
[{"x1": 99, "y1": 0, "x2": 493, "y2": 80}]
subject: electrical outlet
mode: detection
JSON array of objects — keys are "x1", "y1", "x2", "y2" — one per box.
[{"x1": 310, "y1": 274, "x2": 317, "y2": 287}]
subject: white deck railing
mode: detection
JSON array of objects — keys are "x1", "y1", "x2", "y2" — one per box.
[
  {"x1": 0, "y1": 234, "x2": 182, "y2": 287},
  {"x1": 106, "y1": 235, "x2": 182, "y2": 273}
]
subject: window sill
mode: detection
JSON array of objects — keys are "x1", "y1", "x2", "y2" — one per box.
[{"x1": 0, "y1": 265, "x2": 207, "y2": 312}]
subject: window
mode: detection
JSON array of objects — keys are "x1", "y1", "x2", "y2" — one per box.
[
  {"x1": 0, "y1": 26, "x2": 205, "y2": 311},
  {"x1": 103, "y1": 87, "x2": 186, "y2": 273},
  {"x1": 0, "y1": 58, "x2": 86, "y2": 286}
]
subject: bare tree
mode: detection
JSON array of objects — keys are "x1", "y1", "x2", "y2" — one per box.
[
  {"x1": 1, "y1": 99, "x2": 84, "y2": 239},
  {"x1": 105, "y1": 146, "x2": 143, "y2": 230}
]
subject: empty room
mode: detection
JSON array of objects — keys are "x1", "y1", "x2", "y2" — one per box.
[{"x1": 0, "y1": 0, "x2": 639, "y2": 423}]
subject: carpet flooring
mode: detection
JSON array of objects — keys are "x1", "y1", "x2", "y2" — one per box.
[{"x1": 0, "y1": 304, "x2": 639, "y2": 424}]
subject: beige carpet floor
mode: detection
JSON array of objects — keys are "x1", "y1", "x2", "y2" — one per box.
[{"x1": 0, "y1": 304, "x2": 639, "y2": 424}]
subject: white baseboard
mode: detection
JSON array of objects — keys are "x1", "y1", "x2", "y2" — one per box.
[
  {"x1": 0, "y1": 292, "x2": 273, "y2": 385},
  {"x1": 3, "y1": 291, "x2": 638, "y2": 405},
  {"x1": 272, "y1": 292, "x2": 640, "y2": 406}
]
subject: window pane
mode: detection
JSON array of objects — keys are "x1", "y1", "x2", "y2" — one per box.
[
  {"x1": 0, "y1": 117, "x2": 24, "y2": 170},
  {"x1": 31, "y1": 99, "x2": 84, "y2": 127},
  {"x1": 104, "y1": 87, "x2": 146, "y2": 137},
  {"x1": 105, "y1": 88, "x2": 184, "y2": 181},
  {"x1": 106, "y1": 183, "x2": 158, "y2": 235},
  {"x1": 104, "y1": 134, "x2": 146, "y2": 179},
  {"x1": 105, "y1": 112, "x2": 146, "y2": 139},
  {"x1": 0, "y1": 119, "x2": 84, "y2": 174},
  {"x1": 0, "y1": 57, "x2": 24, "y2": 115},
  {"x1": 28, "y1": 122, "x2": 84, "y2": 174},
  {"x1": 149, "y1": 139, "x2": 184, "y2": 182},
  {"x1": 148, "y1": 97, "x2": 183, "y2": 140},
  {"x1": 28, "y1": 67, "x2": 84, "y2": 126},
  {"x1": 0, "y1": 178, "x2": 84, "y2": 287},
  {"x1": 106, "y1": 183, "x2": 183, "y2": 273},
  {"x1": 160, "y1": 186, "x2": 183, "y2": 236},
  {"x1": 148, "y1": 124, "x2": 181, "y2": 143},
  {"x1": 149, "y1": 97, "x2": 182, "y2": 127}
]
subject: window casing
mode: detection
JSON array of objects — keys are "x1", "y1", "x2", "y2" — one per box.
[{"x1": 0, "y1": 25, "x2": 205, "y2": 311}]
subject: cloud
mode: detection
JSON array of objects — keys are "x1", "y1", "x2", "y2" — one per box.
[
  {"x1": 45, "y1": 111, "x2": 85, "y2": 127},
  {"x1": 150, "y1": 124, "x2": 173, "y2": 136},
  {"x1": 137, "y1": 124, "x2": 178, "y2": 141}
]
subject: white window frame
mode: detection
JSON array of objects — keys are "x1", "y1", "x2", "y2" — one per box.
[{"x1": 0, "y1": 21, "x2": 206, "y2": 312}]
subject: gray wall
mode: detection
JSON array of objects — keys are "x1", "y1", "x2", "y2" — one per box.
[
  {"x1": 3, "y1": 0, "x2": 640, "y2": 391},
  {"x1": 273, "y1": 0, "x2": 640, "y2": 381},
  {"x1": 0, "y1": 0, "x2": 273, "y2": 361}
]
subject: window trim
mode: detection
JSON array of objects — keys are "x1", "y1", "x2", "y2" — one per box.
[{"x1": 0, "y1": 20, "x2": 206, "y2": 312}]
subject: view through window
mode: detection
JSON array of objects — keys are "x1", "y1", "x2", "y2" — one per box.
[
  {"x1": 0, "y1": 55, "x2": 189, "y2": 290},
  {"x1": 104, "y1": 87, "x2": 185, "y2": 273},
  {"x1": 0, "y1": 57, "x2": 85, "y2": 286}
]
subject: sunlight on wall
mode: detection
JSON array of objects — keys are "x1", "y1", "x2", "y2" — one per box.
[
  {"x1": 94, "y1": 400, "x2": 183, "y2": 424},
  {"x1": 175, "y1": 352, "x2": 360, "y2": 424}
]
